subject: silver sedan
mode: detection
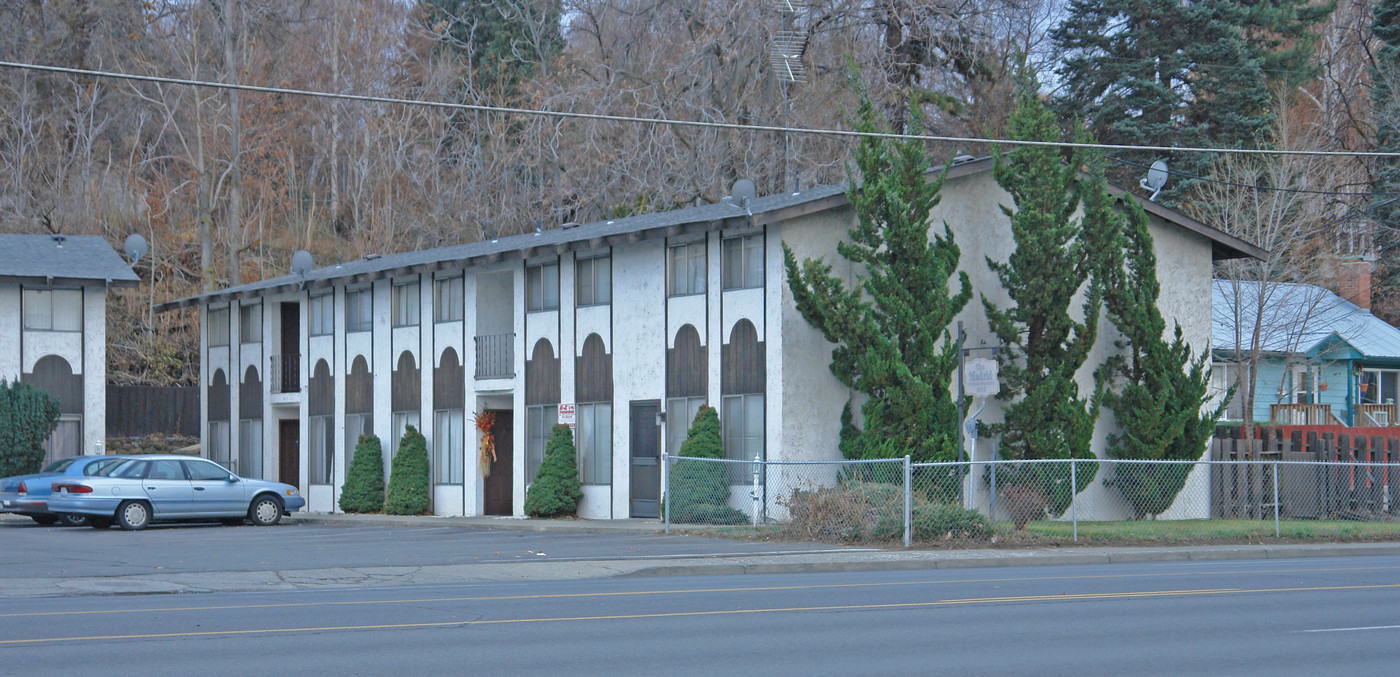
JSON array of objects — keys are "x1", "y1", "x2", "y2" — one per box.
[{"x1": 47, "y1": 455, "x2": 306, "y2": 531}]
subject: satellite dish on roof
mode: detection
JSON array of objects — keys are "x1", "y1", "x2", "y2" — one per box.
[
  {"x1": 123, "y1": 233, "x2": 148, "y2": 263},
  {"x1": 1140, "y1": 160, "x2": 1169, "y2": 201},
  {"x1": 290, "y1": 250, "x2": 314, "y2": 277},
  {"x1": 730, "y1": 178, "x2": 757, "y2": 205}
]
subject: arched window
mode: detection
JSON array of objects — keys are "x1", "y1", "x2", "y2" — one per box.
[
  {"x1": 525, "y1": 339, "x2": 560, "y2": 483},
  {"x1": 434, "y1": 348, "x2": 465, "y2": 484},
  {"x1": 239, "y1": 366, "x2": 263, "y2": 478},
  {"x1": 722, "y1": 319, "x2": 765, "y2": 480},
  {"x1": 308, "y1": 359, "x2": 334, "y2": 484},
  {"x1": 23, "y1": 355, "x2": 81, "y2": 464},
  {"x1": 575, "y1": 334, "x2": 612, "y2": 486},
  {"x1": 666, "y1": 325, "x2": 706, "y2": 456},
  {"x1": 391, "y1": 351, "x2": 421, "y2": 456}
]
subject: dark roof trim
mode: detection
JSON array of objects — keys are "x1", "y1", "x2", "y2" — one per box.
[
  {"x1": 157, "y1": 155, "x2": 1262, "y2": 312},
  {"x1": 1, "y1": 275, "x2": 139, "y2": 289}
]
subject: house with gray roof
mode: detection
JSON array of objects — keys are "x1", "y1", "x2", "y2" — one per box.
[
  {"x1": 159, "y1": 157, "x2": 1262, "y2": 520},
  {"x1": 0, "y1": 234, "x2": 140, "y2": 464},
  {"x1": 1212, "y1": 267, "x2": 1400, "y2": 426}
]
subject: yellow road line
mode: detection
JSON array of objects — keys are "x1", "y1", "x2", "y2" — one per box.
[
  {"x1": 3, "y1": 564, "x2": 1395, "y2": 619},
  {"x1": 4, "y1": 582, "x2": 1399, "y2": 646}
]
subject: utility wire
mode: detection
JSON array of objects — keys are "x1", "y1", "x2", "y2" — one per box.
[
  {"x1": 1108, "y1": 156, "x2": 1399, "y2": 197},
  {"x1": 4, "y1": 59, "x2": 1400, "y2": 159}
]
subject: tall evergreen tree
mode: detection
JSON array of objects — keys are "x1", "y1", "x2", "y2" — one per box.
[
  {"x1": 1096, "y1": 198, "x2": 1227, "y2": 518},
  {"x1": 983, "y1": 87, "x2": 1119, "y2": 516},
  {"x1": 420, "y1": 0, "x2": 564, "y2": 101},
  {"x1": 784, "y1": 93, "x2": 971, "y2": 464},
  {"x1": 1371, "y1": 0, "x2": 1400, "y2": 320},
  {"x1": 1052, "y1": 0, "x2": 1331, "y2": 203}
]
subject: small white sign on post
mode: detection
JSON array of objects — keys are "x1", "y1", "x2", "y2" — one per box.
[
  {"x1": 557, "y1": 403, "x2": 576, "y2": 429},
  {"x1": 965, "y1": 358, "x2": 1000, "y2": 397}
]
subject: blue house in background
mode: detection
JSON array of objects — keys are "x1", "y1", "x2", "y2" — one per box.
[{"x1": 1212, "y1": 271, "x2": 1400, "y2": 427}]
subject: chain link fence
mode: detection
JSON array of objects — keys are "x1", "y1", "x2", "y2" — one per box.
[{"x1": 663, "y1": 454, "x2": 1400, "y2": 544}]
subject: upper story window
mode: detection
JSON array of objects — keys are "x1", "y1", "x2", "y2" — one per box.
[
  {"x1": 722, "y1": 234, "x2": 763, "y2": 290},
  {"x1": 526, "y1": 262, "x2": 559, "y2": 312},
  {"x1": 308, "y1": 293, "x2": 333, "y2": 336},
  {"x1": 207, "y1": 307, "x2": 230, "y2": 346},
  {"x1": 393, "y1": 281, "x2": 420, "y2": 327},
  {"x1": 23, "y1": 289, "x2": 82, "y2": 332},
  {"x1": 434, "y1": 276, "x2": 464, "y2": 323},
  {"x1": 239, "y1": 304, "x2": 261, "y2": 344},
  {"x1": 576, "y1": 256, "x2": 611, "y2": 306},
  {"x1": 346, "y1": 288, "x2": 372, "y2": 333},
  {"x1": 669, "y1": 242, "x2": 706, "y2": 296}
]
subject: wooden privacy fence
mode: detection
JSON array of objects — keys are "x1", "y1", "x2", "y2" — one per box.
[
  {"x1": 1212, "y1": 427, "x2": 1400, "y2": 520},
  {"x1": 106, "y1": 385, "x2": 200, "y2": 438}
]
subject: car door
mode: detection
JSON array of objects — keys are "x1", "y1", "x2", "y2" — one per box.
[
  {"x1": 141, "y1": 459, "x2": 192, "y2": 516},
  {"x1": 182, "y1": 459, "x2": 246, "y2": 516}
]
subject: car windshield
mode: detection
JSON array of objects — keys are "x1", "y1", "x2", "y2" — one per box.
[{"x1": 41, "y1": 458, "x2": 76, "y2": 473}]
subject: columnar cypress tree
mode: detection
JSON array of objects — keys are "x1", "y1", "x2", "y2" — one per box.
[
  {"x1": 384, "y1": 426, "x2": 431, "y2": 515},
  {"x1": 525, "y1": 424, "x2": 583, "y2": 518},
  {"x1": 0, "y1": 380, "x2": 61, "y2": 477},
  {"x1": 784, "y1": 93, "x2": 971, "y2": 464},
  {"x1": 667, "y1": 406, "x2": 745, "y2": 524},
  {"x1": 983, "y1": 87, "x2": 1118, "y2": 516},
  {"x1": 339, "y1": 434, "x2": 385, "y2": 513},
  {"x1": 1097, "y1": 201, "x2": 1227, "y2": 518},
  {"x1": 1052, "y1": 0, "x2": 1330, "y2": 202}
]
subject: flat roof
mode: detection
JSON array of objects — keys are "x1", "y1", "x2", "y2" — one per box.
[
  {"x1": 0, "y1": 234, "x2": 140, "y2": 288},
  {"x1": 158, "y1": 157, "x2": 1264, "y2": 311}
]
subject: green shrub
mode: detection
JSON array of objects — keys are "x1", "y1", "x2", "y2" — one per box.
[
  {"x1": 0, "y1": 380, "x2": 61, "y2": 477},
  {"x1": 666, "y1": 406, "x2": 745, "y2": 525},
  {"x1": 339, "y1": 434, "x2": 385, "y2": 513},
  {"x1": 875, "y1": 502, "x2": 991, "y2": 542},
  {"x1": 384, "y1": 426, "x2": 430, "y2": 515},
  {"x1": 525, "y1": 425, "x2": 583, "y2": 518}
]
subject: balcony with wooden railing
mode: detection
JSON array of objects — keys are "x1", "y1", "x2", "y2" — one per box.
[
  {"x1": 1356, "y1": 403, "x2": 1398, "y2": 426},
  {"x1": 1270, "y1": 403, "x2": 1335, "y2": 426}
]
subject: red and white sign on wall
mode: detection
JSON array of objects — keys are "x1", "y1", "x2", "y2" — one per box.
[{"x1": 557, "y1": 403, "x2": 576, "y2": 428}]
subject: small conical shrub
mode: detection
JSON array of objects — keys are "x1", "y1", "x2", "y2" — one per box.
[
  {"x1": 524, "y1": 424, "x2": 582, "y2": 518},
  {"x1": 0, "y1": 379, "x2": 61, "y2": 477},
  {"x1": 384, "y1": 425, "x2": 430, "y2": 515},
  {"x1": 339, "y1": 434, "x2": 385, "y2": 513},
  {"x1": 667, "y1": 406, "x2": 745, "y2": 524}
]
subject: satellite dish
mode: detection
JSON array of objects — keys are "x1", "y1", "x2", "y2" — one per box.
[
  {"x1": 1140, "y1": 160, "x2": 1169, "y2": 201},
  {"x1": 729, "y1": 178, "x2": 757, "y2": 206},
  {"x1": 290, "y1": 250, "x2": 314, "y2": 277},
  {"x1": 123, "y1": 233, "x2": 148, "y2": 263}
]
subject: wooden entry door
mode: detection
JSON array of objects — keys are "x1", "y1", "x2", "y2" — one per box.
[
  {"x1": 278, "y1": 419, "x2": 300, "y2": 486},
  {"x1": 630, "y1": 401, "x2": 661, "y2": 518},
  {"x1": 483, "y1": 410, "x2": 513, "y2": 515}
]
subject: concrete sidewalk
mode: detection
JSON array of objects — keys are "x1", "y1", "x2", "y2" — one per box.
[{"x1": 7, "y1": 512, "x2": 1400, "y2": 598}]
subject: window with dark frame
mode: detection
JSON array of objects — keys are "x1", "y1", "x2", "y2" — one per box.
[
  {"x1": 576, "y1": 256, "x2": 611, "y2": 306},
  {"x1": 207, "y1": 307, "x2": 231, "y2": 346},
  {"x1": 308, "y1": 294, "x2": 333, "y2": 336},
  {"x1": 526, "y1": 262, "x2": 559, "y2": 312},
  {"x1": 239, "y1": 304, "x2": 261, "y2": 344},
  {"x1": 434, "y1": 276, "x2": 464, "y2": 322},
  {"x1": 577, "y1": 402, "x2": 612, "y2": 485},
  {"x1": 393, "y1": 282, "x2": 420, "y2": 326},
  {"x1": 722, "y1": 394, "x2": 764, "y2": 483},
  {"x1": 346, "y1": 289, "x2": 372, "y2": 333},
  {"x1": 22, "y1": 289, "x2": 82, "y2": 332},
  {"x1": 668, "y1": 242, "x2": 706, "y2": 296},
  {"x1": 722, "y1": 234, "x2": 763, "y2": 290}
]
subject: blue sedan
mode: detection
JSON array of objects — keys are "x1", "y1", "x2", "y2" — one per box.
[
  {"x1": 48, "y1": 455, "x2": 305, "y2": 531},
  {"x1": 0, "y1": 455, "x2": 129, "y2": 526}
]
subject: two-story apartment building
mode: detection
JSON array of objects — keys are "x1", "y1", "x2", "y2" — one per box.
[
  {"x1": 158, "y1": 158, "x2": 1263, "y2": 519},
  {"x1": 0, "y1": 234, "x2": 140, "y2": 464}
]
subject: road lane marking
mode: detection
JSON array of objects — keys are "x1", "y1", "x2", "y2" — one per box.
[
  {"x1": 3, "y1": 564, "x2": 1396, "y2": 619},
  {"x1": 5, "y1": 582, "x2": 1399, "y2": 645},
  {"x1": 1303, "y1": 624, "x2": 1400, "y2": 633}
]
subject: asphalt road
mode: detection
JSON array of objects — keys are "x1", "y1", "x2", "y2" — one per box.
[
  {"x1": 6, "y1": 556, "x2": 1400, "y2": 675},
  {"x1": 0, "y1": 519, "x2": 860, "y2": 579}
]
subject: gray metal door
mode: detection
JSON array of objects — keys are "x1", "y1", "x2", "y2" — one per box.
[{"x1": 629, "y1": 401, "x2": 661, "y2": 518}]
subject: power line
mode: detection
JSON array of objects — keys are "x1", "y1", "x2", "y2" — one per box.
[
  {"x1": 1108, "y1": 157, "x2": 1398, "y2": 197},
  {"x1": 3, "y1": 60, "x2": 1400, "y2": 159}
]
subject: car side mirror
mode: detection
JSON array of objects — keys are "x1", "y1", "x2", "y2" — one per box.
[{"x1": 226, "y1": 475, "x2": 239, "y2": 482}]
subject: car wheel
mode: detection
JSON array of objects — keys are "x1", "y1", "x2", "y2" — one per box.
[
  {"x1": 30, "y1": 514, "x2": 58, "y2": 526},
  {"x1": 58, "y1": 513, "x2": 89, "y2": 527},
  {"x1": 248, "y1": 495, "x2": 283, "y2": 526},
  {"x1": 116, "y1": 501, "x2": 151, "y2": 531},
  {"x1": 89, "y1": 516, "x2": 114, "y2": 529}
]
